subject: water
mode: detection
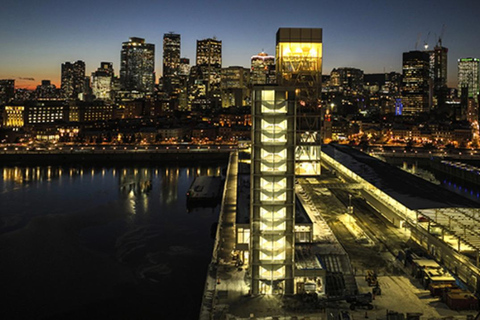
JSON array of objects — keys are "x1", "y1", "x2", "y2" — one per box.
[{"x1": 0, "y1": 163, "x2": 225, "y2": 319}]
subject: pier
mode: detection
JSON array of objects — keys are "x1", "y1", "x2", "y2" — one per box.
[{"x1": 199, "y1": 150, "x2": 240, "y2": 320}]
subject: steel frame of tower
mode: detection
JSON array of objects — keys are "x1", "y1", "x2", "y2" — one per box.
[
  {"x1": 276, "y1": 28, "x2": 323, "y2": 176},
  {"x1": 250, "y1": 86, "x2": 296, "y2": 295}
]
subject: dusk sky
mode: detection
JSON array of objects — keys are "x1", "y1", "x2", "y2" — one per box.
[{"x1": 1, "y1": 0, "x2": 480, "y2": 89}]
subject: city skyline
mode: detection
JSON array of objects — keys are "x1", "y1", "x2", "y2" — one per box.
[{"x1": 1, "y1": 0, "x2": 480, "y2": 89}]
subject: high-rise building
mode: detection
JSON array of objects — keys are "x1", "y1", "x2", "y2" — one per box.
[
  {"x1": 36, "y1": 80, "x2": 60, "y2": 100},
  {"x1": 179, "y1": 58, "x2": 191, "y2": 77},
  {"x1": 330, "y1": 67, "x2": 364, "y2": 94},
  {"x1": 92, "y1": 62, "x2": 114, "y2": 101},
  {"x1": 251, "y1": 52, "x2": 275, "y2": 85},
  {"x1": 0, "y1": 79, "x2": 15, "y2": 105},
  {"x1": 402, "y1": 51, "x2": 430, "y2": 114},
  {"x1": 120, "y1": 37, "x2": 155, "y2": 93},
  {"x1": 163, "y1": 33, "x2": 181, "y2": 78},
  {"x1": 276, "y1": 27, "x2": 322, "y2": 175},
  {"x1": 61, "y1": 60, "x2": 85, "y2": 99},
  {"x1": 196, "y1": 38, "x2": 222, "y2": 95},
  {"x1": 163, "y1": 33, "x2": 181, "y2": 94},
  {"x1": 250, "y1": 86, "x2": 296, "y2": 295},
  {"x1": 431, "y1": 45, "x2": 448, "y2": 93},
  {"x1": 196, "y1": 38, "x2": 222, "y2": 66},
  {"x1": 458, "y1": 58, "x2": 480, "y2": 99},
  {"x1": 220, "y1": 66, "x2": 250, "y2": 107}
]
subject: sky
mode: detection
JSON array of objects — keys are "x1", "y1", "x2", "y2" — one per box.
[{"x1": 1, "y1": 0, "x2": 480, "y2": 89}]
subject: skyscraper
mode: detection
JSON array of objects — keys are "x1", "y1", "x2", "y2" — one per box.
[
  {"x1": 250, "y1": 86, "x2": 296, "y2": 295},
  {"x1": 178, "y1": 58, "x2": 191, "y2": 77},
  {"x1": 61, "y1": 60, "x2": 85, "y2": 99},
  {"x1": 431, "y1": 45, "x2": 448, "y2": 93},
  {"x1": 458, "y1": 58, "x2": 480, "y2": 99},
  {"x1": 163, "y1": 33, "x2": 181, "y2": 94},
  {"x1": 0, "y1": 79, "x2": 15, "y2": 104},
  {"x1": 330, "y1": 67, "x2": 364, "y2": 94},
  {"x1": 120, "y1": 37, "x2": 155, "y2": 93},
  {"x1": 163, "y1": 33, "x2": 181, "y2": 78},
  {"x1": 402, "y1": 51, "x2": 430, "y2": 114},
  {"x1": 220, "y1": 66, "x2": 250, "y2": 107},
  {"x1": 251, "y1": 52, "x2": 275, "y2": 85},
  {"x1": 91, "y1": 62, "x2": 114, "y2": 101},
  {"x1": 196, "y1": 38, "x2": 222, "y2": 95},
  {"x1": 276, "y1": 28, "x2": 322, "y2": 175}
]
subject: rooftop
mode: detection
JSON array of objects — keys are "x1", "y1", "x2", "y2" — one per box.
[{"x1": 322, "y1": 144, "x2": 480, "y2": 211}]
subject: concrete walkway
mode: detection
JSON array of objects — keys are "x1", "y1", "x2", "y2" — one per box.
[{"x1": 200, "y1": 151, "x2": 242, "y2": 320}]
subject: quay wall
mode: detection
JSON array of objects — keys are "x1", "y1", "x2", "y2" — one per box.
[{"x1": 0, "y1": 151, "x2": 230, "y2": 164}]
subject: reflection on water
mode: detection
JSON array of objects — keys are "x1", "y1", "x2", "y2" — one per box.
[{"x1": 0, "y1": 162, "x2": 225, "y2": 319}]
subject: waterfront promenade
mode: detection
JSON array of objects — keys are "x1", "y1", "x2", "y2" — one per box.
[
  {"x1": 200, "y1": 150, "x2": 243, "y2": 320},
  {"x1": 0, "y1": 144, "x2": 234, "y2": 163}
]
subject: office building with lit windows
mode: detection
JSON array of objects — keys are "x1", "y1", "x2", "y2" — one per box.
[
  {"x1": 251, "y1": 52, "x2": 275, "y2": 85},
  {"x1": 25, "y1": 102, "x2": 66, "y2": 125},
  {"x1": 250, "y1": 86, "x2": 296, "y2": 295},
  {"x1": 163, "y1": 33, "x2": 181, "y2": 78},
  {"x1": 120, "y1": 37, "x2": 155, "y2": 93},
  {"x1": 0, "y1": 79, "x2": 15, "y2": 105},
  {"x1": 196, "y1": 38, "x2": 222, "y2": 95},
  {"x1": 91, "y1": 62, "x2": 114, "y2": 101},
  {"x1": 61, "y1": 60, "x2": 85, "y2": 99},
  {"x1": 2, "y1": 105, "x2": 25, "y2": 128},
  {"x1": 330, "y1": 67, "x2": 364, "y2": 94},
  {"x1": 458, "y1": 58, "x2": 480, "y2": 99},
  {"x1": 276, "y1": 28, "x2": 322, "y2": 175},
  {"x1": 220, "y1": 66, "x2": 250, "y2": 108},
  {"x1": 402, "y1": 51, "x2": 430, "y2": 114},
  {"x1": 163, "y1": 33, "x2": 181, "y2": 93},
  {"x1": 179, "y1": 58, "x2": 191, "y2": 77}
]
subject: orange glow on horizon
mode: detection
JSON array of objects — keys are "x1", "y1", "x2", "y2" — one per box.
[{"x1": 14, "y1": 81, "x2": 60, "y2": 91}]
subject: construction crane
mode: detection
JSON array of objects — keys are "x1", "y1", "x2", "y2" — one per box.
[
  {"x1": 415, "y1": 33, "x2": 421, "y2": 50},
  {"x1": 438, "y1": 24, "x2": 446, "y2": 47}
]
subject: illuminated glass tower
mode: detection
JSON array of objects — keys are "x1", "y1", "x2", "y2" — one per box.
[
  {"x1": 458, "y1": 58, "x2": 480, "y2": 99},
  {"x1": 61, "y1": 60, "x2": 85, "y2": 99},
  {"x1": 120, "y1": 37, "x2": 155, "y2": 93},
  {"x1": 251, "y1": 86, "x2": 296, "y2": 295},
  {"x1": 402, "y1": 51, "x2": 430, "y2": 114},
  {"x1": 276, "y1": 28, "x2": 322, "y2": 175},
  {"x1": 251, "y1": 52, "x2": 275, "y2": 85}
]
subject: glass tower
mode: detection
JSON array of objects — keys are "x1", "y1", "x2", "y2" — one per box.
[
  {"x1": 276, "y1": 28, "x2": 322, "y2": 176},
  {"x1": 120, "y1": 37, "x2": 155, "y2": 93},
  {"x1": 402, "y1": 51, "x2": 430, "y2": 114},
  {"x1": 458, "y1": 58, "x2": 480, "y2": 99}
]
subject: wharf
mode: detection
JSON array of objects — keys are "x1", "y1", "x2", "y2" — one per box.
[{"x1": 199, "y1": 150, "x2": 240, "y2": 320}]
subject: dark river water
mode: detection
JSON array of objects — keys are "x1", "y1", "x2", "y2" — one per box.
[{"x1": 0, "y1": 163, "x2": 225, "y2": 319}]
